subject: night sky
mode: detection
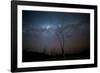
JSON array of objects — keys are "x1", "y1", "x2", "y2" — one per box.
[{"x1": 22, "y1": 10, "x2": 90, "y2": 56}]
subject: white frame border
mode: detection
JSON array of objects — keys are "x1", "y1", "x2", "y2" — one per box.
[{"x1": 17, "y1": 5, "x2": 95, "y2": 68}]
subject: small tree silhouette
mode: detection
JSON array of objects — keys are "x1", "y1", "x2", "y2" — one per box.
[
  {"x1": 55, "y1": 23, "x2": 82, "y2": 58},
  {"x1": 55, "y1": 25, "x2": 69, "y2": 58}
]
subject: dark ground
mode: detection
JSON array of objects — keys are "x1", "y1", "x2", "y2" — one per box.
[{"x1": 22, "y1": 48, "x2": 90, "y2": 62}]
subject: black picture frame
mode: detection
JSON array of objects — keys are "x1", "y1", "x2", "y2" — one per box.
[{"x1": 11, "y1": 1, "x2": 97, "y2": 72}]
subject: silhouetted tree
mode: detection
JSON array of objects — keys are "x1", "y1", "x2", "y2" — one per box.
[{"x1": 55, "y1": 23, "x2": 82, "y2": 58}]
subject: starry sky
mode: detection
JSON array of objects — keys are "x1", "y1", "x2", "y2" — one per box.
[{"x1": 22, "y1": 10, "x2": 90, "y2": 55}]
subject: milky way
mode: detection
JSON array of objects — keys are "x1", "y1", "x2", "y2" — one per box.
[{"x1": 22, "y1": 10, "x2": 90, "y2": 55}]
